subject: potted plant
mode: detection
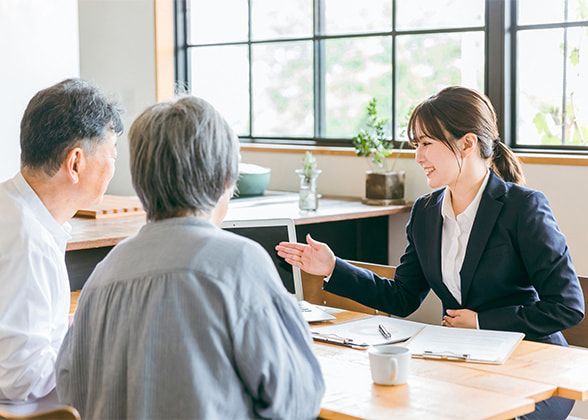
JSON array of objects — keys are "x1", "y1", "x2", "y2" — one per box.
[{"x1": 353, "y1": 98, "x2": 405, "y2": 205}]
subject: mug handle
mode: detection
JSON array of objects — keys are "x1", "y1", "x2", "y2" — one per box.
[{"x1": 388, "y1": 358, "x2": 398, "y2": 382}]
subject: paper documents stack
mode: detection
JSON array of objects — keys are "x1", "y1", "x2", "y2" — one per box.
[
  {"x1": 406, "y1": 324, "x2": 524, "y2": 364},
  {"x1": 311, "y1": 315, "x2": 524, "y2": 364}
]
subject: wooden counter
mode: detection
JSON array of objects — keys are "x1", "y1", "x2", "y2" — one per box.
[
  {"x1": 65, "y1": 192, "x2": 411, "y2": 291},
  {"x1": 67, "y1": 192, "x2": 412, "y2": 251}
]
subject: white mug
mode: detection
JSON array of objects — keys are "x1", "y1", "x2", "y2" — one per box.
[{"x1": 368, "y1": 345, "x2": 411, "y2": 386}]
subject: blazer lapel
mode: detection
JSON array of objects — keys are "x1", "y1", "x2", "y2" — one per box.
[
  {"x1": 421, "y1": 189, "x2": 461, "y2": 308},
  {"x1": 460, "y1": 172, "x2": 506, "y2": 304}
]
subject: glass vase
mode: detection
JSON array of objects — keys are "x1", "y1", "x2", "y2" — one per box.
[{"x1": 295, "y1": 169, "x2": 321, "y2": 211}]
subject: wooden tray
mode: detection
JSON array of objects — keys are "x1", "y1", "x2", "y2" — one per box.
[{"x1": 75, "y1": 195, "x2": 146, "y2": 219}]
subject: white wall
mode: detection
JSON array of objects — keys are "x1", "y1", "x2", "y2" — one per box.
[
  {"x1": 6, "y1": 2, "x2": 584, "y2": 277},
  {"x1": 0, "y1": 0, "x2": 80, "y2": 182},
  {"x1": 77, "y1": 0, "x2": 157, "y2": 196}
]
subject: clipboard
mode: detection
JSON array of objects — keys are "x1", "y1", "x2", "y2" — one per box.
[
  {"x1": 312, "y1": 315, "x2": 524, "y2": 364},
  {"x1": 405, "y1": 324, "x2": 524, "y2": 364}
]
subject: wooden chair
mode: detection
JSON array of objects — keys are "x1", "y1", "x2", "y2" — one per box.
[
  {"x1": 0, "y1": 391, "x2": 80, "y2": 420},
  {"x1": 301, "y1": 260, "x2": 443, "y2": 324},
  {"x1": 562, "y1": 275, "x2": 588, "y2": 348},
  {"x1": 301, "y1": 260, "x2": 396, "y2": 316},
  {"x1": 302, "y1": 261, "x2": 588, "y2": 334},
  {"x1": 0, "y1": 406, "x2": 80, "y2": 420},
  {"x1": 302, "y1": 261, "x2": 588, "y2": 336}
]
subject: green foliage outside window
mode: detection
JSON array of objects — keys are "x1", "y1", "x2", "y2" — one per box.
[{"x1": 531, "y1": 3, "x2": 588, "y2": 146}]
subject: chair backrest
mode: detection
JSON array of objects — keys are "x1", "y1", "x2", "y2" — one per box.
[
  {"x1": 0, "y1": 394, "x2": 80, "y2": 420},
  {"x1": 0, "y1": 405, "x2": 80, "y2": 420},
  {"x1": 562, "y1": 275, "x2": 588, "y2": 348},
  {"x1": 301, "y1": 260, "x2": 396, "y2": 316},
  {"x1": 301, "y1": 259, "x2": 444, "y2": 324}
]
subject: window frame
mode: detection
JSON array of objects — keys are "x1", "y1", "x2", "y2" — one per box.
[
  {"x1": 507, "y1": 0, "x2": 588, "y2": 153},
  {"x1": 175, "y1": 0, "x2": 588, "y2": 154}
]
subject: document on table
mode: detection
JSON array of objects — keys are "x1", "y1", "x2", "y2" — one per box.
[
  {"x1": 311, "y1": 315, "x2": 524, "y2": 364},
  {"x1": 406, "y1": 324, "x2": 524, "y2": 364},
  {"x1": 310, "y1": 315, "x2": 426, "y2": 348}
]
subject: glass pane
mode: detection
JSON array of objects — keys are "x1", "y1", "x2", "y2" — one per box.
[
  {"x1": 190, "y1": 46, "x2": 249, "y2": 136},
  {"x1": 251, "y1": 0, "x2": 312, "y2": 40},
  {"x1": 325, "y1": 37, "x2": 392, "y2": 138},
  {"x1": 189, "y1": 0, "x2": 248, "y2": 44},
  {"x1": 568, "y1": 0, "x2": 588, "y2": 22},
  {"x1": 517, "y1": 0, "x2": 588, "y2": 25},
  {"x1": 518, "y1": 0, "x2": 564, "y2": 25},
  {"x1": 252, "y1": 42, "x2": 313, "y2": 137},
  {"x1": 517, "y1": 27, "x2": 588, "y2": 146},
  {"x1": 565, "y1": 27, "x2": 588, "y2": 145},
  {"x1": 517, "y1": 29, "x2": 564, "y2": 145},
  {"x1": 324, "y1": 0, "x2": 391, "y2": 35},
  {"x1": 396, "y1": 0, "x2": 484, "y2": 31},
  {"x1": 396, "y1": 32, "x2": 484, "y2": 139}
]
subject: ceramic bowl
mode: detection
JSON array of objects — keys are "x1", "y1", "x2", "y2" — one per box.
[{"x1": 235, "y1": 163, "x2": 271, "y2": 197}]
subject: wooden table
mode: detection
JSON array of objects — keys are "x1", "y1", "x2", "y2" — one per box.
[
  {"x1": 312, "y1": 311, "x2": 588, "y2": 420},
  {"x1": 67, "y1": 296, "x2": 588, "y2": 420}
]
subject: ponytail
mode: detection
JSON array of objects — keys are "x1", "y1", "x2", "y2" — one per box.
[
  {"x1": 409, "y1": 86, "x2": 526, "y2": 186},
  {"x1": 490, "y1": 140, "x2": 525, "y2": 185}
]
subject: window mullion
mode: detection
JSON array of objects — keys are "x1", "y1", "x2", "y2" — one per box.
[
  {"x1": 391, "y1": 0, "x2": 396, "y2": 141},
  {"x1": 314, "y1": 0, "x2": 326, "y2": 139},
  {"x1": 174, "y1": 0, "x2": 189, "y2": 86},
  {"x1": 248, "y1": 0, "x2": 253, "y2": 137},
  {"x1": 485, "y1": 0, "x2": 510, "y2": 144},
  {"x1": 561, "y1": 0, "x2": 569, "y2": 145}
]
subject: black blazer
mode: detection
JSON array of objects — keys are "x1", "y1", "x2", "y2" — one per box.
[{"x1": 325, "y1": 170, "x2": 584, "y2": 345}]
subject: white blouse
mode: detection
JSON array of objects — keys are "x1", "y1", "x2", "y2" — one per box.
[{"x1": 440, "y1": 169, "x2": 490, "y2": 305}]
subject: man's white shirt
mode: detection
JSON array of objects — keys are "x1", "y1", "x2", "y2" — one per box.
[{"x1": 0, "y1": 173, "x2": 70, "y2": 402}]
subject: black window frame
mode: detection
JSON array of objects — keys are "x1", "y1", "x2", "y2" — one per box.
[{"x1": 175, "y1": 0, "x2": 588, "y2": 154}]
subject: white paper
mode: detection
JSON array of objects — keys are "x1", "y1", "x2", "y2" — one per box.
[
  {"x1": 310, "y1": 315, "x2": 425, "y2": 346},
  {"x1": 406, "y1": 324, "x2": 524, "y2": 364}
]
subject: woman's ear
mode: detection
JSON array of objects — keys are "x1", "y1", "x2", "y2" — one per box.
[
  {"x1": 63, "y1": 147, "x2": 84, "y2": 184},
  {"x1": 461, "y1": 133, "x2": 478, "y2": 158}
]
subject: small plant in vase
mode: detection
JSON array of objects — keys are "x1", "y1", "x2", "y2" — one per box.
[
  {"x1": 353, "y1": 98, "x2": 405, "y2": 205},
  {"x1": 295, "y1": 151, "x2": 322, "y2": 211}
]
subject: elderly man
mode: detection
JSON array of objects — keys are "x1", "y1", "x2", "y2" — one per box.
[{"x1": 0, "y1": 78, "x2": 123, "y2": 402}]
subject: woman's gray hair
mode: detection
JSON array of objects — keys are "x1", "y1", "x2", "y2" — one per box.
[{"x1": 129, "y1": 96, "x2": 240, "y2": 221}]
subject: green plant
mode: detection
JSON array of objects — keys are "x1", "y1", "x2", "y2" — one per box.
[
  {"x1": 301, "y1": 151, "x2": 318, "y2": 180},
  {"x1": 353, "y1": 98, "x2": 404, "y2": 172}
]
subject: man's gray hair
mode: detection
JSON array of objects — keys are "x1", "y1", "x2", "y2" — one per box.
[
  {"x1": 20, "y1": 78, "x2": 123, "y2": 176},
  {"x1": 129, "y1": 96, "x2": 240, "y2": 221}
]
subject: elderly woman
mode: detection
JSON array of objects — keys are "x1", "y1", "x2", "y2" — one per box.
[{"x1": 56, "y1": 97, "x2": 325, "y2": 419}]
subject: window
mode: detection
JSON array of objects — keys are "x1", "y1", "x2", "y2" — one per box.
[
  {"x1": 514, "y1": 0, "x2": 588, "y2": 149},
  {"x1": 176, "y1": 0, "x2": 588, "y2": 152}
]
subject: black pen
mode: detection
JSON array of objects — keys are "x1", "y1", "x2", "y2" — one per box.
[{"x1": 378, "y1": 324, "x2": 392, "y2": 339}]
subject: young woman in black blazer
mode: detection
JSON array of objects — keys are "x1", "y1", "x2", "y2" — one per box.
[{"x1": 276, "y1": 86, "x2": 584, "y2": 419}]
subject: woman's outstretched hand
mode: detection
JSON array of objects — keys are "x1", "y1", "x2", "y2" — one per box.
[{"x1": 275, "y1": 234, "x2": 336, "y2": 277}]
